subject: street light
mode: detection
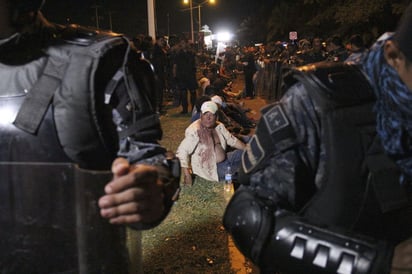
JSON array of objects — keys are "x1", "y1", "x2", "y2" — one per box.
[
  {"x1": 196, "y1": 0, "x2": 215, "y2": 32},
  {"x1": 91, "y1": 4, "x2": 101, "y2": 29},
  {"x1": 183, "y1": 0, "x2": 216, "y2": 43}
]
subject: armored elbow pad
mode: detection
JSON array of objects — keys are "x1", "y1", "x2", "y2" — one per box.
[
  {"x1": 224, "y1": 189, "x2": 394, "y2": 274},
  {"x1": 259, "y1": 213, "x2": 394, "y2": 274}
]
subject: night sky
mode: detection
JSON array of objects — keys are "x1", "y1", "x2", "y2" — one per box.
[{"x1": 42, "y1": 0, "x2": 262, "y2": 39}]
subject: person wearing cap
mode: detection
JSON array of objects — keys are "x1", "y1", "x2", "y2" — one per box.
[
  {"x1": 176, "y1": 101, "x2": 246, "y2": 185},
  {"x1": 210, "y1": 95, "x2": 238, "y2": 130},
  {"x1": 191, "y1": 95, "x2": 212, "y2": 122},
  {"x1": 191, "y1": 95, "x2": 250, "y2": 139},
  {"x1": 223, "y1": 3, "x2": 412, "y2": 273}
]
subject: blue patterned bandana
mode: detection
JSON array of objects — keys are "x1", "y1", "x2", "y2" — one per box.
[{"x1": 363, "y1": 37, "x2": 412, "y2": 183}]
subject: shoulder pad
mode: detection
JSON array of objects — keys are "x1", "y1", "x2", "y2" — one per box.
[
  {"x1": 286, "y1": 62, "x2": 375, "y2": 106},
  {"x1": 241, "y1": 103, "x2": 297, "y2": 175},
  {"x1": 57, "y1": 24, "x2": 123, "y2": 46}
]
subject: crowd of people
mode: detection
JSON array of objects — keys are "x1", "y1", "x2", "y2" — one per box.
[
  {"x1": 132, "y1": 33, "x2": 262, "y2": 115},
  {"x1": 253, "y1": 33, "x2": 369, "y2": 66},
  {"x1": 132, "y1": 30, "x2": 374, "y2": 114},
  {"x1": 129, "y1": 31, "x2": 376, "y2": 189}
]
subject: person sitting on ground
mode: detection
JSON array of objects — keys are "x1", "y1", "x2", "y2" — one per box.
[
  {"x1": 198, "y1": 68, "x2": 211, "y2": 96},
  {"x1": 191, "y1": 95, "x2": 212, "y2": 122},
  {"x1": 203, "y1": 65, "x2": 242, "y2": 100},
  {"x1": 211, "y1": 95, "x2": 256, "y2": 129},
  {"x1": 191, "y1": 95, "x2": 251, "y2": 137},
  {"x1": 176, "y1": 101, "x2": 246, "y2": 186}
]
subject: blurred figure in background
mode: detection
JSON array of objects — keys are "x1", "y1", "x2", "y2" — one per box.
[
  {"x1": 326, "y1": 34, "x2": 349, "y2": 62},
  {"x1": 345, "y1": 33, "x2": 369, "y2": 65},
  {"x1": 241, "y1": 46, "x2": 257, "y2": 99},
  {"x1": 172, "y1": 37, "x2": 198, "y2": 114},
  {"x1": 151, "y1": 35, "x2": 168, "y2": 114}
]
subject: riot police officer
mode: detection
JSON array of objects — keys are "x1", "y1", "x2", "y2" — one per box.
[
  {"x1": 0, "y1": 0, "x2": 179, "y2": 273},
  {"x1": 224, "y1": 3, "x2": 412, "y2": 274}
]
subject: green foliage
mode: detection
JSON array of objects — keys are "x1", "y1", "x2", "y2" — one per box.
[
  {"x1": 266, "y1": 1, "x2": 299, "y2": 40},
  {"x1": 393, "y1": 0, "x2": 412, "y2": 14},
  {"x1": 236, "y1": 0, "x2": 409, "y2": 44},
  {"x1": 330, "y1": 0, "x2": 386, "y2": 24}
]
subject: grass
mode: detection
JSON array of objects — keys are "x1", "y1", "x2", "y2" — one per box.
[
  {"x1": 142, "y1": 179, "x2": 235, "y2": 273},
  {"x1": 141, "y1": 102, "x2": 237, "y2": 273}
]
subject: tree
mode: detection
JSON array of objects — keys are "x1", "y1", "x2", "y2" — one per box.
[
  {"x1": 304, "y1": 0, "x2": 406, "y2": 37},
  {"x1": 236, "y1": 0, "x2": 276, "y2": 45},
  {"x1": 235, "y1": 0, "x2": 409, "y2": 45}
]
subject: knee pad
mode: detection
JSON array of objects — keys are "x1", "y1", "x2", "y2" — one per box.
[{"x1": 223, "y1": 188, "x2": 274, "y2": 262}]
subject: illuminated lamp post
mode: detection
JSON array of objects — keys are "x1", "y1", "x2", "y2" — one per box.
[{"x1": 183, "y1": 0, "x2": 216, "y2": 43}]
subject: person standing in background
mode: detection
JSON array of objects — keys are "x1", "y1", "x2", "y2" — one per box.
[
  {"x1": 151, "y1": 35, "x2": 168, "y2": 115},
  {"x1": 172, "y1": 37, "x2": 198, "y2": 114},
  {"x1": 241, "y1": 46, "x2": 257, "y2": 99}
]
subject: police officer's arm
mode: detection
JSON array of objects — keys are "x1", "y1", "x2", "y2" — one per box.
[
  {"x1": 224, "y1": 186, "x2": 393, "y2": 274},
  {"x1": 99, "y1": 155, "x2": 180, "y2": 228},
  {"x1": 223, "y1": 83, "x2": 319, "y2": 264},
  {"x1": 99, "y1": 158, "x2": 163, "y2": 224},
  {"x1": 223, "y1": 84, "x2": 393, "y2": 274},
  {"x1": 97, "y1": 44, "x2": 180, "y2": 229}
]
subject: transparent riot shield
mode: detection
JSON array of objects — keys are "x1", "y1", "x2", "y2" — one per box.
[{"x1": 0, "y1": 162, "x2": 130, "y2": 274}]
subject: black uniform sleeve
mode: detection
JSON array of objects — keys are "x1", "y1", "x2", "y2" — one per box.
[
  {"x1": 99, "y1": 41, "x2": 180, "y2": 229},
  {"x1": 242, "y1": 82, "x2": 322, "y2": 208},
  {"x1": 100, "y1": 45, "x2": 166, "y2": 163}
]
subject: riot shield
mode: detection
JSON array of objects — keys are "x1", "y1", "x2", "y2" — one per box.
[{"x1": 0, "y1": 162, "x2": 130, "y2": 273}]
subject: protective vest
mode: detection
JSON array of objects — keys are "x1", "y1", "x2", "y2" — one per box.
[
  {"x1": 288, "y1": 62, "x2": 412, "y2": 242},
  {"x1": 227, "y1": 62, "x2": 412, "y2": 274},
  {"x1": 2, "y1": 24, "x2": 160, "y2": 169},
  {"x1": 0, "y1": 25, "x2": 159, "y2": 273}
]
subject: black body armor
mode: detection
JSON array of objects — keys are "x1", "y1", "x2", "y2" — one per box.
[
  {"x1": 0, "y1": 23, "x2": 164, "y2": 273},
  {"x1": 224, "y1": 62, "x2": 412, "y2": 274}
]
